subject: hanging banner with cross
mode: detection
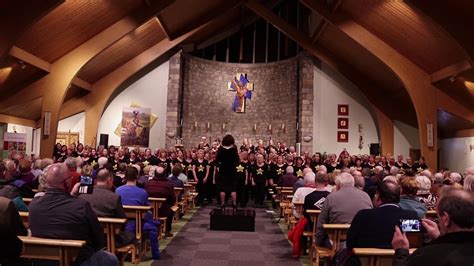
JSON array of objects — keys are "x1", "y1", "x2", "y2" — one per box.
[{"x1": 227, "y1": 73, "x2": 253, "y2": 113}]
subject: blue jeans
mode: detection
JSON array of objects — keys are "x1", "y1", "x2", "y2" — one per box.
[
  {"x1": 125, "y1": 212, "x2": 160, "y2": 260},
  {"x1": 79, "y1": 250, "x2": 118, "y2": 266}
]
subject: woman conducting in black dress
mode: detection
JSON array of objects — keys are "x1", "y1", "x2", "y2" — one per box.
[{"x1": 215, "y1": 134, "x2": 240, "y2": 209}]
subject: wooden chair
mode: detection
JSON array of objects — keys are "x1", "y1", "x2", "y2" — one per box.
[
  {"x1": 148, "y1": 197, "x2": 167, "y2": 239},
  {"x1": 353, "y1": 248, "x2": 417, "y2": 266},
  {"x1": 98, "y1": 217, "x2": 138, "y2": 266},
  {"x1": 312, "y1": 224, "x2": 350, "y2": 266},
  {"x1": 122, "y1": 205, "x2": 152, "y2": 258},
  {"x1": 19, "y1": 236, "x2": 85, "y2": 266}
]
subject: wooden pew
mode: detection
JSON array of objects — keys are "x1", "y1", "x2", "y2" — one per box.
[
  {"x1": 23, "y1": 197, "x2": 33, "y2": 206},
  {"x1": 289, "y1": 201, "x2": 304, "y2": 230},
  {"x1": 148, "y1": 197, "x2": 167, "y2": 239},
  {"x1": 172, "y1": 187, "x2": 184, "y2": 221},
  {"x1": 122, "y1": 205, "x2": 151, "y2": 240},
  {"x1": 98, "y1": 217, "x2": 137, "y2": 265},
  {"x1": 426, "y1": 210, "x2": 437, "y2": 219},
  {"x1": 312, "y1": 223, "x2": 350, "y2": 266},
  {"x1": 353, "y1": 248, "x2": 417, "y2": 266},
  {"x1": 305, "y1": 209, "x2": 321, "y2": 263},
  {"x1": 19, "y1": 236, "x2": 85, "y2": 266},
  {"x1": 19, "y1": 211, "x2": 29, "y2": 228},
  {"x1": 122, "y1": 205, "x2": 151, "y2": 258}
]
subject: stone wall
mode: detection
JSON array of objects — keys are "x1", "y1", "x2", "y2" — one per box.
[
  {"x1": 165, "y1": 52, "x2": 181, "y2": 148},
  {"x1": 181, "y1": 54, "x2": 299, "y2": 148}
]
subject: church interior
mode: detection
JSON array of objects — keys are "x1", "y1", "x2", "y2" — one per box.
[{"x1": 0, "y1": 0, "x2": 473, "y2": 265}]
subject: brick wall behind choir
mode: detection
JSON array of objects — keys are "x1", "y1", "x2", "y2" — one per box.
[{"x1": 181, "y1": 54, "x2": 298, "y2": 148}]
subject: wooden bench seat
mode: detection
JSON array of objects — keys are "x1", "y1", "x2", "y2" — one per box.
[
  {"x1": 98, "y1": 217, "x2": 138, "y2": 265},
  {"x1": 353, "y1": 248, "x2": 416, "y2": 266},
  {"x1": 19, "y1": 236, "x2": 85, "y2": 266}
]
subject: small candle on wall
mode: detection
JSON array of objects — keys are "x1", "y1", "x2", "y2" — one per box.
[
  {"x1": 268, "y1": 124, "x2": 272, "y2": 131},
  {"x1": 253, "y1": 124, "x2": 257, "y2": 131},
  {"x1": 207, "y1": 122, "x2": 210, "y2": 129},
  {"x1": 194, "y1": 121, "x2": 198, "y2": 127}
]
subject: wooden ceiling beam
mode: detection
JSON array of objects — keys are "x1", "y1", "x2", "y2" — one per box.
[
  {"x1": 59, "y1": 96, "x2": 87, "y2": 120},
  {"x1": 71, "y1": 77, "x2": 92, "y2": 91},
  {"x1": 310, "y1": 19, "x2": 327, "y2": 44},
  {"x1": 430, "y1": 59, "x2": 472, "y2": 83},
  {"x1": 0, "y1": 113, "x2": 36, "y2": 128},
  {"x1": 437, "y1": 89, "x2": 474, "y2": 122},
  {"x1": 8, "y1": 46, "x2": 92, "y2": 91},
  {"x1": 8, "y1": 46, "x2": 51, "y2": 72},
  {"x1": 0, "y1": 1, "x2": 174, "y2": 112},
  {"x1": 155, "y1": 15, "x2": 172, "y2": 40}
]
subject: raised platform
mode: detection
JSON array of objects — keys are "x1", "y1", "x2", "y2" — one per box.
[{"x1": 209, "y1": 208, "x2": 255, "y2": 231}]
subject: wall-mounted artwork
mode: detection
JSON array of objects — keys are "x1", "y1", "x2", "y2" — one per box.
[
  {"x1": 56, "y1": 132, "x2": 80, "y2": 146},
  {"x1": 337, "y1": 131, "x2": 349, "y2": 142},
  {"x1": 120, "y1": 107, "x2": 151, "y2": 147},
  {"x1": 228, "y1": 73, "x2": 253, "y2": 113},
  {"x1": 338, "y1": 104, "x2": 349, "y2": 116},
  {"x1": 337, "y1": 117, "x2": 349, "y2": 129}
]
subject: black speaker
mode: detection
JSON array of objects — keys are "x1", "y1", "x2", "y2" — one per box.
[
  {"x1": 99, "y1": 134, "x2": 109, "y2": 148},
  {"x1": 369, "y1": 143, "x2": 380, "y2": 156}
]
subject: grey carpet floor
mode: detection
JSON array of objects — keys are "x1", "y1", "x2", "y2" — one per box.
[{"x1": 153, "y1": 206, "x2": 301, "y2": 266}]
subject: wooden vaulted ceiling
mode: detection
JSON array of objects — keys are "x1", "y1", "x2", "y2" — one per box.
[{"x1": 0, "y1": 0, "x2": 472, "y2": 136}]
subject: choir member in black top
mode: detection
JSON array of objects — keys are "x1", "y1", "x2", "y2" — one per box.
[
  {"x1": 192, "y1": 150, "x2": 209, "y2": 206},
  {"x1": 157, "y1": 150, "x2": 171, "y2": 175},
  {"x1": 236, "y1": 151, "x2": 249, "y2": 207},
  {"x1": 251, "y1": 154, "x2": 269, "y2": 207}
]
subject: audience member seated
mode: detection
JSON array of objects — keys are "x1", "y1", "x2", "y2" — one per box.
[
  {"x1": 116, "y1": 167, "x2": 160, "y2": 260},
  {"x1": 292, "y1": 172, "x2": 316, "y2": 219},
  {"x1": 464, "y1": 174, "x2": 474, "y2": 193},
  {"x1": 80, "y1": 168, "x2": 135, "y2": 247},
  {"x1": 29, "y1": 163, "x2": 118, "y2": 266},
  {"x1": 303, "y1": 172, "x2": 330, "y2": 228},
  {"x1": 172, "y1": 163, "x2": 188, "y2": 184},
  {"x1": 0, "y1": 196, "x2": 28, "y2": 265},
  {"x1": 145, "y1": 166, "x2": 176, "y2": 238},
  {"x1": 65, "y1": 157, "x2": 81, "y2": 192},
  {"x1": 169, "y1": 164, "x2": 185, "y2": 201},
  {"x1": 0, "y1": 162, "x2": 28, "y2": 211},
  {"x1": 316, "y1": 172, "x2": 373, "y2": 247},
  {"x1": 392, "y1": 187, "x2": 474, "y2": 265},
  {"x1": 346, "y1": 181, "x2": 418, "y2": 249},
  {"x1": 398, "y1": 176, "x2": 427, "y2": 219},
  {"x1": 279, "y1": 166, "x2": 297, "y2": 187},
  {"x1": 293, "y1": 168, "x2": 312, "y2": 193},
  {"x1": 18, "y1": 159, "x2": 35, "y2": 188}
]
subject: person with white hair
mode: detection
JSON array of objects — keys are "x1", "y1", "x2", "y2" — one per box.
[
  {"x1": 316, "y1": 172, "x2": 373, "y2": 247},
  {"x1": 279, "y1": 166, "x2": 297, "y2": 187},
  {"x1": 466, "y1": 167, "x2": 474, "y2": 176},
  {"x1": 463, "y1": 175, "x2": 474, "y2": 193},
  {"x1": 292, "y1": 172, "x2": 316, "y2": 218},
  {"x1": 449, "y1": 172, "x2": 462, "y2": 185},
  {"x1": 390, "y1": 166, "x2": 399, "y2": 176}
]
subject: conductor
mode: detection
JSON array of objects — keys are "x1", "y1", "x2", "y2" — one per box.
[{"x1": 215, "y1": 134, "x2": 240, "y2": 210}]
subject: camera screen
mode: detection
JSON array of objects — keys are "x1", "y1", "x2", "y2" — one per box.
[{"x1": 400, "y1": 219, "x2": 421, "y2": 232}]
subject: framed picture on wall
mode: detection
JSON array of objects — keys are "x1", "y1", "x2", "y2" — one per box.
[
  {"x1": 338, "y1": 104, "x2": 349, "y2": 116},
  {"x1": 337, "y1": 117, "x2": 349, "y2": 129},
  {"x1": 337, "y1": 131, "x2": 349, "y2": 142}
]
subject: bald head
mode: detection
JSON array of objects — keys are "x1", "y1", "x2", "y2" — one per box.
[{"x1": 45, "y1": 163, "x2": 71, "y2": 190}]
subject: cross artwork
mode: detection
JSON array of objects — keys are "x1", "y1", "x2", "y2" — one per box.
[{"x1": 228, "y1": 73, "x2": 253, "y2": 113}]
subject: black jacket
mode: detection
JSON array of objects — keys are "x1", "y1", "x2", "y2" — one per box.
[
  {"x1": 393, "y1": 231, "x2": 474, "y2": 266},
  {"x1": 29, "y1": 189, "x2": 104, "y2": 263},
  {"x1": 347, "y1": 204, "x2": 418, "y2": 249}
]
